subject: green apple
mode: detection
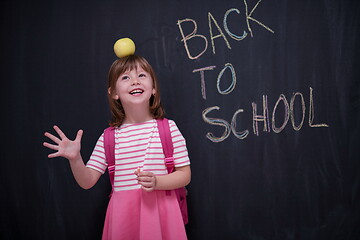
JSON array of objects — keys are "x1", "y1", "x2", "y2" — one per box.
[{"x1": 113, "y1": 38, "x2": 136, "y2": 58}]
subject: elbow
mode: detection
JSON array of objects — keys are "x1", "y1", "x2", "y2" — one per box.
[
  {"x1": 184, "y1": 178, "x2": 191, "y2": 187},
  {"x1": 78, "y1": 178, "x2": 97, "y2": 190},
  {"x1": 80, "y1": 183, "x2": 94, "y2": 190},
  {"x1": 78, "y1": 169, "x2": 101, "y2": 190},
  {"x1": 184, "y1": 167, "x2": 191, "y2": 187}
]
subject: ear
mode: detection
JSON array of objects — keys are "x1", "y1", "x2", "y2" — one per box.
[
  {"x1": 152, "y1": 88, "x2": 156, "y2": 96},
  {"x1": 108, "y1": 87, "x2": 119, "y2": 100}
]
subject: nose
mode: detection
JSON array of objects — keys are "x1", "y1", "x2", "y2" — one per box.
[{"x1": 131, "y1": 77, "x2": 140, "y2": 86}]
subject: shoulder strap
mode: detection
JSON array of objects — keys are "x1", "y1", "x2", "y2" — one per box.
[
  {"x1": 156, "y1": 118, "x2": 174, "y2": 173},
  {"x1": 104, "y1": 127, "x2": 115, "y2": 188}
]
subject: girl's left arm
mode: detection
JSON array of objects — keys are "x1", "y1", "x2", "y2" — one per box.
[{"x1": 156, "y1": 165, "x2": 191, "y2": 190}]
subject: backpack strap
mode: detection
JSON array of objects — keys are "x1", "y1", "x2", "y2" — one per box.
[
  {"x1": 156, "y1": 118, "x2": 175, "y2": 173},
  {"x1": 157, "y1": 119, "x2": 189, "y2": 225},
  {"x1": 104, "y1": 127, "x2": 115, "y2": 194}
]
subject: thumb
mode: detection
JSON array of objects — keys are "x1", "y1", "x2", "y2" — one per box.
[{"x1": 75, "y1": 129, "x2": 83, "y2": 141}]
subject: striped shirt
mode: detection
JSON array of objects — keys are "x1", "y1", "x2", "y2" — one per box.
[{"x1": 86, "y1": 119, "x2": 190, "y2": 191}]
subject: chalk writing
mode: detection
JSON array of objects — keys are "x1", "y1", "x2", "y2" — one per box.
[
  {"x1": 208, "y1": 12, "x2": 232, "y2": 54},
  {"x1": 224, "y1": 8, "x2": 248, "y2": 41},
  {"x1": 177, "y1": 18, "x2": 208, "y2": 60},
  {"x1": 192, "y1": 66, "x2": 216, "y2": 100},
  {"x1": 244, "y1": 0, "x2": 275, "y2": 37},
  {"x1": 202, "y1": 88, "x2": 329, "y2": 142},
  {"x1": 271, "y1": 94, "x2": 290, "y2": 133},
  {"x1": 232, "y1": 109, "x2": 249, "y2": 139},
  {"x1": 202, "y1": 106, "x2": 248, "y2": 142},
  {"x1": 290, "y1": 92, "x2": 305, "y2": 131},
  {"x1": 193, "y1": 63, "x2": 237, "y2": 99},
  {"x1": 177, "y1": 0, "x2": 275, "y2": 60},
  {"x1": 191, "y1": 65, "x2": 329, "y2": 141},
  {"x1": 202, "y1": 106, "x2": 231, "y2": 143},
  {"x1": 176, "y1": 1, "x2": 328, "y2": 142},
  {"x1": 217, "y1": 63, "x2": 236, "y2": 95},
  {"x1": 309, "y1": 87, "x2": 329, "y2": 128},
  {"x1": 252, "y1": 95, "x2": 270, "y2": 136},
  {"x1": 252, "y1": 88, "x2": 328, "y2": 136}
]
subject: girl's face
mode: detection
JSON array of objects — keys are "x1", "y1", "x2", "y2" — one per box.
[{"x1": 112, "y1": 65, "x2": 156, "y2": 108}]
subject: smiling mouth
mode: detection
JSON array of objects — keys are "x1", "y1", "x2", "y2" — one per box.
[{"x1": 129, "y1": 89, "x2": 144, "y2": 95}]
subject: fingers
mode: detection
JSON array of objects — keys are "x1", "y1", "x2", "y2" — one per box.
[
  {"x1": 44, "y1": 131, "x2": 61, "y2": 144},
  {"x1": 43, "y1": 131, "x2": 60, "y2": 158},
  {"x1": 137, "y1": 171, "x2": 154, "y2": 178},
  {"x1": 136, "y1": 171, "x2": 156, "y2": 191},
  {"x1": 43, "y1": 142, "x2": 59, "y2": 151},
  {"x1": 43, "y1": 126, "x2": 83, "y2": 160},
  {"x1": 134, "y1": 167, "x2": 141, "y2": 176},
  {"x1": 47, "y1": 152, "x2": 60, "y2": 158},
  {"x1": 43, "y1": 125, "x2": 67, "y2": 143},
  {"x1": 140, "y1": 182, "x2": 156, "y2": 192},
  {"x1": 53, "y1": 125, "x2": 67, "y2": 139},
  {"x1": 44, "y1": 126, "x2": 83, "y2": 144}
]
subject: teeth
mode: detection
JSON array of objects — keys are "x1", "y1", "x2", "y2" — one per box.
[{"x1": 130, "y1": 90, "x2": 144, "y2": 95}]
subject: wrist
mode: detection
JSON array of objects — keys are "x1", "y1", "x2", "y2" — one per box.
[
  {"x1": 68, "y1": 153, "x2": 82, "y2": 163},
  {"x1": 154, "y1": 175, "x2": 158, "y2": 190}
]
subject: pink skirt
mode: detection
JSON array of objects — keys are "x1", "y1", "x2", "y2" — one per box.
[{"x1": 102, "y1": 189, "x2": 187, "y2": 240}]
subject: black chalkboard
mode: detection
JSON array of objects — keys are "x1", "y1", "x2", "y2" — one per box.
[{"x1": 1, "y1": 0, "x2": 359, "y2": 239}]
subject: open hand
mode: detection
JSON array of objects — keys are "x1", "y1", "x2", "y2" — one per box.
[{"x1": 43, "y1": 125, "x2": 83, "y2": 161}]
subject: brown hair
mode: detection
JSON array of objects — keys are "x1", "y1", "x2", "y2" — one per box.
[{"x1": 107, "y1": 55, "x2": 165, "y2": 126}]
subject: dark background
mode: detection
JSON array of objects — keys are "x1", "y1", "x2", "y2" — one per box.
[{"x1": 1, "y1": 0, "x2": 359, "y2": 239}]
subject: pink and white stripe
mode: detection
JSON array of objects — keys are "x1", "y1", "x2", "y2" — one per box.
[{"x1": 86, "y1": 119, "x2": 190, "y2": 191}]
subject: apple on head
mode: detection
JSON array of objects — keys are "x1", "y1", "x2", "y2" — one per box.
[{"x1": 113, "y1": 38, "x2": 136, "y2": 58}]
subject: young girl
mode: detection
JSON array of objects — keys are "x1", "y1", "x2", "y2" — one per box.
[{"x1": 43, "y1": 55, "x2": 191, "y2": 240}]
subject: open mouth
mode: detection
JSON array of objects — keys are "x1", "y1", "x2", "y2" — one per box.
[{"x1": 129, "y1": 89, "x2": 144, "y2": 95}]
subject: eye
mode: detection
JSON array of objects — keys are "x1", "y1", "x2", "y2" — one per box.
[
  {"x1": 139, "y1": 73, "x2": 146, "y2": 78},
  {"x1": 121, "y1": 75, "x2": 129, "y2": 80}
]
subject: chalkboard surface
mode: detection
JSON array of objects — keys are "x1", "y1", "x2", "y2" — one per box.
[{"x1": 1, "y1": 0, "x2": 359, "y2": 239}]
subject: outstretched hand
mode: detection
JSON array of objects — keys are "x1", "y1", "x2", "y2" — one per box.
[{"x1": 43, "y1": 125, "x2": 83, "y2": 162}]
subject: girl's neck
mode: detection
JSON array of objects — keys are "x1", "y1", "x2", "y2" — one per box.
[
  {"x1": 122, "y1": 105, "x2": 153, "y2": 124},
  {"x1": 123, "y1": 115, "x2": 153, "y2": 124}
]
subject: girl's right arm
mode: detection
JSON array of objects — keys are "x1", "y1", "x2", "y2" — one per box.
[{"x1": 43, "y1": 125, "x2": 101, "y2": 189}]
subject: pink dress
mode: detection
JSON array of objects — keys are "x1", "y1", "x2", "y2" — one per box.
[{"x1": 86, "y1": 119, "x2": 190, "y2": 240}]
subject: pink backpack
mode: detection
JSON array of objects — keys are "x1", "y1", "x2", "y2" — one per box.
[{"x1": 103, "y1": 118, "x2": 188, "y2": 225}]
